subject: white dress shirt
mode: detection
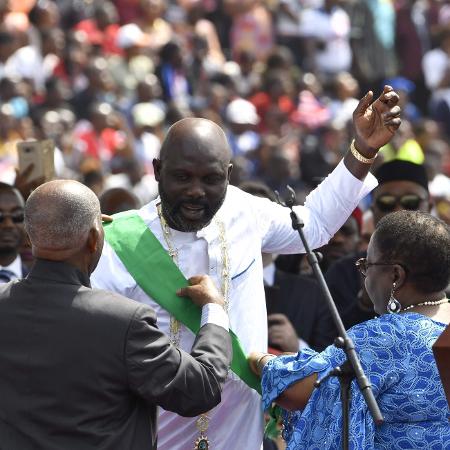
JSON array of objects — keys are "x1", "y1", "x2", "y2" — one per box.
[
  {"x1": 422, "y1": 47, "x2": 450, "y2": 91},
  {"x1": 0, "y1": 255, "x2": 23, "y2": 283},
  {"x1": 92, "y1": 159, "x2": 377, "y2": 450},
  {"x1": 299, "y1": 7, "x2": 352, "y2": 74}
]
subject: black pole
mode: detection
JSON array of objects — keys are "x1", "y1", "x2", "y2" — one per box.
[
  {"x1": 341, "y1": 374, "x2": 351, "y2": 450},
  {"x1": 277, "y1": 186, "x2": 383, "y2": 449}
]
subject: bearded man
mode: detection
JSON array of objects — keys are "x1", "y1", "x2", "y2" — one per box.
[{"x1": 92, "y1": 86, "x2": 402, "y2": 450}]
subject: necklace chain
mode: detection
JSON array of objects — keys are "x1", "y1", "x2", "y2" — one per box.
[
  {"x1": 156, "y1": 203, "x2": 230, "y2": 315},
  {"x1": 402, "y1": 297, "x2": 448, "y2": 312},
  {"x1": 156, "y1": 203, "x2": 230, "y2": 449}
]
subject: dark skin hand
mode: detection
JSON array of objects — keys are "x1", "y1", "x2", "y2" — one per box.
[
  {"x1": 14, "y1": 164, "x2": 46, "y2": 201},
  {"x1": 177, "y1": 275, "x2": 225, "y2": 308},
  {"x1": 268, "y1": 313, "x2": 300, "y2": 353},
  {"x1": 344, "y1": 85, "x2": 402, "y2": 180}
]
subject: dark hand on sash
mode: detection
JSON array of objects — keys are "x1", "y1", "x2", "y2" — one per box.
[{"x1": 177, "y1": 275, "x2": 225, "y2": 308}]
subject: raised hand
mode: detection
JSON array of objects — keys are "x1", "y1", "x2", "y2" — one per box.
[
  {"x1": 353, "y1": 85, "x2": 401, "y2": 157},
  {"x1": 177, "y1": 275, "x2": 225, "y2": 308},
  {"x1": 14, "y1": 165, "x2": 46, "y2": 201}
]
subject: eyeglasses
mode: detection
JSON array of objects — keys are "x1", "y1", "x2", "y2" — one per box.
[
  {"x1": 0, "y1": 211, "x2": 24, "y2": 224},
  {"x1": 375, "y1": 194, "x2": 426, "y2": 213},
  {"x1": 355, "y1": 257, "x2": 400, "y2": 277}
]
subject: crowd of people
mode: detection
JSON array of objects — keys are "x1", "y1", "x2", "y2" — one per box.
[
  {"x1": 0, "y1": 0, "x2": 449, "y2": 209},
  {"x1": 0, "y1": 0, "x2": 449, "y2": 449}
]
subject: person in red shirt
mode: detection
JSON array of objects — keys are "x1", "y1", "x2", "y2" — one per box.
[
  {"x1": 74, "y1": 103, "x2": 132, "y2": 169},
  {"x1": 249, "y1": 71, "x2": 295, "y2": 133},
  {"x1": 74, "y1": 2, "x2": 122, "y2": 56}
]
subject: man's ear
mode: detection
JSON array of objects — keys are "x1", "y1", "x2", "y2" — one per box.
[
  {"x1": 153, "y1": 159, "x2": 162, "y2": 182},
  {"x1": 227, "y1": 163, "x2": 233, "y2": 180},
  {"x1": 86, "y1": 227, "x2": 99, "y2": 254}
]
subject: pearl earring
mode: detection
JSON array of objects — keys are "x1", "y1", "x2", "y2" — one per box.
[{"x1": 387, "y1": 282, "x2": 402, "y2": 314}]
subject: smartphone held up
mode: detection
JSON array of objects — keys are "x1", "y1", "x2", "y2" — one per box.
[{"x1": 17, "y1": 139, "x2": 55, "y2": 184}]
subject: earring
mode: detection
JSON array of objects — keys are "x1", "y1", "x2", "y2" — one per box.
[{"x1": 387, "y1": 282, "x2": 402, "y2": 314}]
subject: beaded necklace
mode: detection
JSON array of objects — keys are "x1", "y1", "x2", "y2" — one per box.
[
  {"x1": 156, "y1": 203, "x2": 230, "y2": 450},
  {"x1": 402, "y1": 297, "x2": 448, "y2": 312}
]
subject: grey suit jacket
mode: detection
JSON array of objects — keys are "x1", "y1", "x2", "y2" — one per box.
[{"x1": 0, "y1": 259, "x2": 232, "y2": 450}]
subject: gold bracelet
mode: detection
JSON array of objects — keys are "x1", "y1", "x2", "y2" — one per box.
[
  {"x1": 256, "y1": 353, "x2": 276, "y2": 373},
  {"x1": 350, "y1": 139, "x2": 377, "y2": 164}
]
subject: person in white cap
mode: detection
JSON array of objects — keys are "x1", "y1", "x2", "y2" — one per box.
[
  {"x1": 131, "y1": 102, "x2": 166, "y2": 173},
  {"x1": 108, "y1": 23, "x2": 153, "y2": 97},
  {"x1": 225, "y1": 98, "x2": 261, "y2": 157}
]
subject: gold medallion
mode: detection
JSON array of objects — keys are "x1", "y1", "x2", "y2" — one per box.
[
  {"x1": 194, "y1": 414, "x2": 210, "y2": 450},
  {"x1": 194, "y1": 435, "x2": 209, "y2": 450}
]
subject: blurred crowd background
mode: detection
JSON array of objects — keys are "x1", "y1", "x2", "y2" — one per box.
[
  {"x1": 0, "y1": 0, "x2": 449, "y2": 214},
  {"x1": 0, "y1": 6, "x2": 449, "y2": 439}
]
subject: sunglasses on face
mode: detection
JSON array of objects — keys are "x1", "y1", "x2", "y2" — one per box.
[
  {"x1": 0, "y1": 211, "x2": 24, "y2": 224},
  {"x1": 375, "y1": 194, "x2": 425, "y2": 213}
]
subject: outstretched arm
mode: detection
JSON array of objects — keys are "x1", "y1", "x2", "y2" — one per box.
[
  {"x1": 252, "y1": 86, "x2": 401, "y2": 255},
  {"x1": 248, "y1": 352, "x2": 317, "y2": 410},
  {"x1": 344, "y1": 85, "x2": 401, "y2": 180},
  {"x1": 126, "y1": 276, "x2": 231, "y2": 416}
]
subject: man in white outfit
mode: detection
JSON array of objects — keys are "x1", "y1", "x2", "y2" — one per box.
[{"x1": 92, "y1": 86, "x2": 401, "y2": 450}]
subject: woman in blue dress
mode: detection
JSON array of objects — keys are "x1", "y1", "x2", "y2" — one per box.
[{"x1": 249, "y1": 210, "x2": 450, "y2": 449}]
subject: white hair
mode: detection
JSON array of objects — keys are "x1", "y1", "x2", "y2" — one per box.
[{"x1": 25, "y1": 180, "x2": 101, "y2": 250}]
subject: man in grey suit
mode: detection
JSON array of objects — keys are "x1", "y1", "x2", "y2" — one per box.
[{"x1": 0, "y1": 180, "x2": 232, "y2": 450}]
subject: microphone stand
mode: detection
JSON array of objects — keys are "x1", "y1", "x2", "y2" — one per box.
[{"x1": 275, "y1": 186, "x2": 384, "y2": 450}]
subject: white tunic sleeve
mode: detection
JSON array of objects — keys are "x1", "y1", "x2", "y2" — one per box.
[{"x1": 250, "y1": 159, "x2": 377, "y2": 254}]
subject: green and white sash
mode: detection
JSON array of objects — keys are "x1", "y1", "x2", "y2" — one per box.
[{"x1": 104, "y1": 210, "x2": 261, "y2": 394}]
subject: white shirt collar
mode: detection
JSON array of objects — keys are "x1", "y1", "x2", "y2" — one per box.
[{"x1": 0, "y1": 255, "x2": 23, "y2": 279}]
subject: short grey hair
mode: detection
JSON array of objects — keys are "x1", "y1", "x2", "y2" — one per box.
[{"x1": 25, "y1": 180, "x2": 101, "y2": 250}]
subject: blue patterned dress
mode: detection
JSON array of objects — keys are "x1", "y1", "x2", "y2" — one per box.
[{"x1": 262, "y1": 313, "x2": 450, "y2": 449}]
